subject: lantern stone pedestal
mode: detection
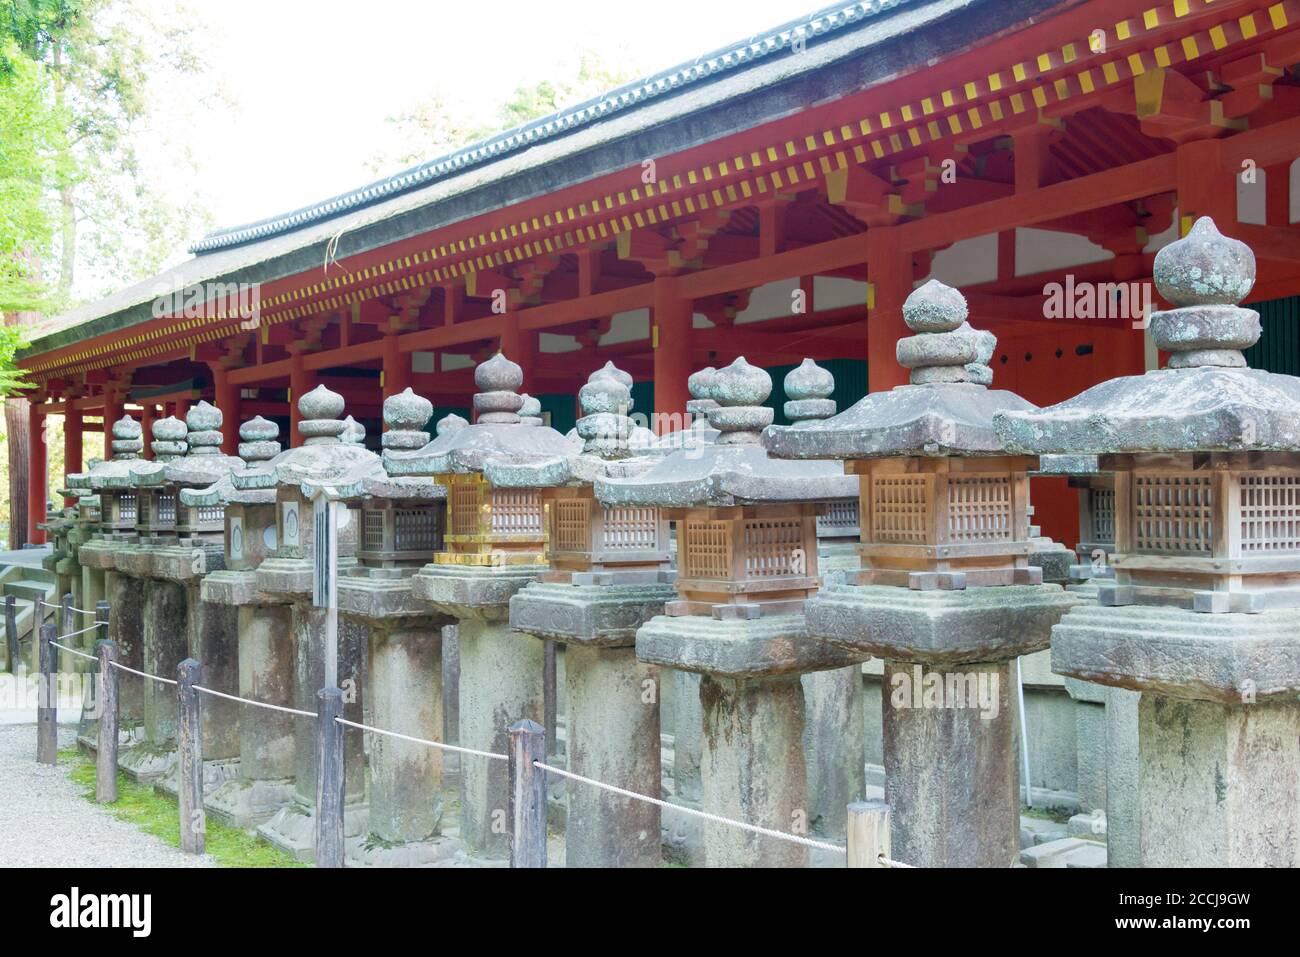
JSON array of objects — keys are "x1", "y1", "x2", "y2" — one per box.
[
  {"x1": 637, "y1": 614, "x2": 865, "y2": 867},
  {"x1": 1051, "y1": 605, "x2": 1300, "y2": 866},
  {"x1": 804, "y1": 583, "x2": 1078, "y2": 867},
  {"x1": 511, "y1": 581, "x2": 674, "y2": 866},
  {"x1": 413, "y1": 566, "x2": 544, "y2": 860}
]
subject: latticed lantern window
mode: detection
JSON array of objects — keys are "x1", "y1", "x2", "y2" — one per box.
[
  {"x1": 357, "y1": 501, "x2": 445, "y2": 566},
  {"x1": 540, "y1": 487, "x2": 670, "y2": 582},
  {"x1": 850, "y1": 458, "x2": 1035, "y2": 589},
  {"x1": 665, "y1": 504, "x2": 820, "y2": 618},
  {"x1": 436, "y1": 474, "x2": 547, "y2": 566}
]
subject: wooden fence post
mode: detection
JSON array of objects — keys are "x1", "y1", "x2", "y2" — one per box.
[
  {"x1": 80, "y1": 601, "x2": 110, "y2": 742},
  {"x1": 847, "y1": 799, "x2": 891, "y2": 868},
  {"x1": 315, "y1": 686, "x2": 345, "y2": 868},
  {"x1": 4, "y1": 594, "x2": 19, "y2": 674},
  {"x1": 60, "y1": 592, "x2": 74, "y2": 644},
  {"x1": 508, "y1": 718, "x2": 547, "y2": 868},
  {"x1": 96, "y1": 639, "x2": 119, "y2": 804},
  {"x1": 37, "y1": 621, "x2": 57, "y2": 765},
  {"x1": 177, "y1": 658, "x2": 204, "y2": 854}
]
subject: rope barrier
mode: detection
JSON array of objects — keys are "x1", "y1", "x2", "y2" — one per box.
[
  {"x1": 335, "y1": 716, "x2": 508, "y2": 762},
  {"x1": 534, "y1": 760, "x2": 847, "y2": 855},
  {"x1": 109, "y1": 660, "x2": 177, "y2": 686},
  {"x1": 193, "y1": 684, "x2": 317, "y2": 719},
  {"x1": 47, "y1": 640, "x2": 97, "y2": 663},
  {"x1": 38, "y1": 599, "x2": 100, "y2": 618},
  {"x1": 55, "y1": 622, "x2": 104, "y2": 641},
  {"x1": 878, "y1": 854, "x2": 915, "y2": 868}
]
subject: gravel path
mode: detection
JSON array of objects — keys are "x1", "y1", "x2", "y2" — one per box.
[{"x1": 0, "y1": 724, "x2": 213, "y2": 867}]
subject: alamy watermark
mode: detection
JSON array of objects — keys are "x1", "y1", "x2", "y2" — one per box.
[
  {"x1": 890, "y1": 664, "x2": 1001, "y2": 720},
  {"x1": 1042, "y1": 275, "x2": 1152, "y2": 329},
  {"x1": 151, "y1": 278, "x2": 262, "y2": 331}
]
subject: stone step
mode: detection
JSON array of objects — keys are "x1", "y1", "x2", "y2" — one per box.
[
  {"x1": 3, "y1": 579, "x2": 54, "y2": 604},
  {"x1": 1020, "y1": 837, "x2": 1108, "y2": 868}
]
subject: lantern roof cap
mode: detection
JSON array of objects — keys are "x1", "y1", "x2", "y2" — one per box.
[
  {"x1": 232, "y1": 388, "x2": 379, "y2": 491},
  {"x1": 596, "y1": 356, "x2": 854, "y2": 507},
  {"x1": 181, "y1": 417, "x2": 285, "y2": 507},
  {"x1": 382, "y1": 352, "x2": 573, "y2": 477},
  {"x1": 766, "y1": 283, "x2": 1030, "y2": 460},
  {"x1": 993, "y1": 217, "x2": 1300, "y2": 455}
]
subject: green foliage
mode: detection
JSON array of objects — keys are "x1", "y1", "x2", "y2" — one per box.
[
  {"x1": 63, "y1": 749, "x2": 307, "y2": 867},
  {"x1": 373, "y1": 50, "x2": 643, "y2": 174}
]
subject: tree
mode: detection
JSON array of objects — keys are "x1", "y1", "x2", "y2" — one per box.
[{"x1": 371, "y1": 50, "x2": 643, "y2": 175}]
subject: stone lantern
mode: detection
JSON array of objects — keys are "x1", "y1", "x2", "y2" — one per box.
[
  {"x1": 147, "y1": 402, "x2": 246, "y2": 797},
  {"x1": 488, "y1": 362, "x2": 674, "y2": 867},
  {"x1": 994, "y1": 217, "x2": 1300, "y2": 867},
  {"x1": 253, "y1": 385, "x2": 378, "y2": 861},
  {"x1": 197, "y1": 417, "x2": 298, "y2": 828},
  {"x1": 318, "y1": 387, "x2": 458, "y2": 866},
  {"x1": 75, "y1": 415, "x2": 149, "y2": 763},
  {"x1": 770, "y1": 358, "x2": 868, "y2": 855},
  {"x1": 765, "y1": 280, "x2": 1081, "y2": 868},
  {"x1": 597, "y1": 357, "x2": 866, "y2": 867},
  {"x1": 383, "y1": 352, "x2": 575, "y2": 860}
]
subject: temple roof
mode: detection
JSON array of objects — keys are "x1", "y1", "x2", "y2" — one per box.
[
  {"x1": 765, "y1": 280, "x2": 1034, "y2": 459},
  {"x1": 994, "y1": 217, "x2": 1300, "y2": 455},
  {"x1": 23, "y1": 0, "x2": 1048, "y2": 359}
]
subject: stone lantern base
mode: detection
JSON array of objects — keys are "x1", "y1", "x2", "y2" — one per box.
[
  {"x1": 510, "y1": 579, "x2": 678, "y2": 868},
  {"x1": 412, "y1": 564, "x2": 545, "y2": 860},
  {"x1": 1053, "y1": 602, "x2": 1300, "y2": 867},
  {"x1": 637, "y1": 613, "x2": 867, "y2": 868},
  {"x1": 806, "y1": 583, "x2": 1081, "y2": 868}
]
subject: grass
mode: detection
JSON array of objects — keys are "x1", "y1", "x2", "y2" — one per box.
[{"x1": 60, "y1": 747, "x2": 306, "y2": 868}]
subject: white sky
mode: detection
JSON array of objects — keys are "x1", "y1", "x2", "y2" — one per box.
[{"x1": 146, "y1": 0, "x2": 824, "y2": 240}]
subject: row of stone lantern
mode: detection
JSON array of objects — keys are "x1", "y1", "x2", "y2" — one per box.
[{"x1": 62, "y1": 217, "x2": 1290, "y2": 869}]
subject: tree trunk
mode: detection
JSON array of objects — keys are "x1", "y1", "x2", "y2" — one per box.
[{"x1": 5, "y1": 398, "x2": 30, "y2": 550}]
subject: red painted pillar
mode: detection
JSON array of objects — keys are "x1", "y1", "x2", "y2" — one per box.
[
  {"x1": 1265, "y1": 162, "x2": 1291, "y2": 227},
  {"x1": 63, "y1": 405, "x2": 83, "y2": 506},
  {"x1": 27, "y1": 402, "x2": 47, "y2": 544},
  {"x1": 652, "y1": 273, "x2": 692, "y2": 434},
  {"x1": 497, "y1": 318, "x2": 537, "y2": 394},
  {"x1": 866, "y1": 227, "x2": 912, "y2": 393},
  {"x1": 382, "y1": 332, "x2": 412, "y2": 402},
  {"x1": 102, "y1": 390, "x2": 121, "y2": 460},
  {"x1": 140, "y1": 403, "x2": 155, "y2": 460},
  {"x1": 289, "y1": 346, "x2": 310, "y2": 448},
  {"x1": 210, "y1": 365, "x2": 240, "y2": 455},
  {"x1": 1176, "y1": 139, "x2": 1232, "y2": 234}
]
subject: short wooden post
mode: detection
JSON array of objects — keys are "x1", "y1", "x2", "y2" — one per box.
[
  {"x1": 4, "y1": 594, "x2": 19, "y2": 674},
  {"x1": 508, "y1": 718, "x2": 547, "y2": 868},
  {"x1": 80, "y1": 601, "x2": 110, "y2": 742},
  {"x1": 60, "y1": 592, "x2": 74, "y2": 645},
  {"x1": 177, "y1": 658, "x2": 204, "y2": 854},
  {"x1": 315, "y1": 686, "x2": 345, "y2": 868},
  {"x1": 96, "y1": 639, "x2": 119, "y2": 804},
  {"x1": 846, "y1": 799, "x2": 891, "y2": 868},
  {"x1": 37, "y1": 621, "x2": 57, "y2": 765},
  {"x1": 543, "y1": 640, "x2": 557, "y2": 756}
]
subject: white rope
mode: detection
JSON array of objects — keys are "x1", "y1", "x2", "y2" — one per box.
[
  {"x1": 878, "y1": 854, "x2": 915, "y2": 869},
  {"x1": 48, "y1": 640, "x2": 97, "y2": 662},
  {"x1": 534, "y1": 760, "x2": 847, "y2": 855},
  {"x1": 193, "y1": 685, "x2": 317, "y2": 719},
  {"x1": 38, "y1": 599, "x2": 100, "y2": 618},
  {"x1": 55, "y1": 622, "x2": 103, "y2": 640},
  {"x1": 335, "y1": 717, "x2": 508, "y2": 762},
  {"x1": 109, "y1": 660, "x2": 177, "y2": 686}
]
